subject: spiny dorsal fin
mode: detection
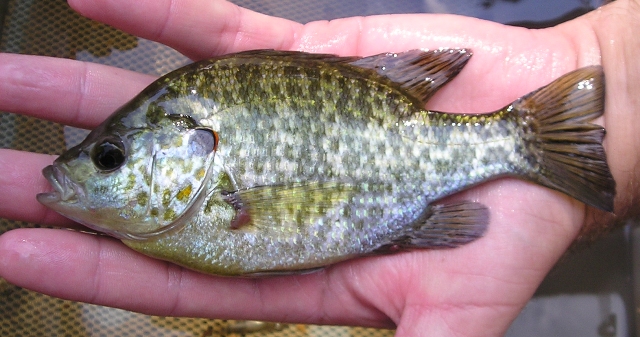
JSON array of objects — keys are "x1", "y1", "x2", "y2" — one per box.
[
  {"x1": 231, "y1": 49, "x2": 360, "y2": 63},
  {"x1": 231, "y1": 49, "x2": 472, "y2": 105},
  {"x1": 223, "y1": 181, "x2": 355, "y2": 232},
  {"x1": 349, "y1": 48, "x2": 472, "y2": 104}
]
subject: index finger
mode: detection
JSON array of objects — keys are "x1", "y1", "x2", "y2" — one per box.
[
  {"x1": 0, "y1": 54, "x2": 155, "y2": 129},
  {"x1": 68, "y1": 0, "x2": 301, "y2": 60},
  {"x1": 68, "y1": 0, "x2": 596, "y2": 113}
]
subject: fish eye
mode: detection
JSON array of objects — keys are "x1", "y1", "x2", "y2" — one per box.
[{"x1": 91, "y1": 138, "x2": 126, "y2": 171}]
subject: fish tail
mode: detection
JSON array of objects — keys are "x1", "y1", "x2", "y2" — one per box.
[
  {"x1": 376, "y1": 201, "x2": 489, "y2": 251},
  {"x1": 511, "y1": 66, "x2": 615, "y2": 212}
]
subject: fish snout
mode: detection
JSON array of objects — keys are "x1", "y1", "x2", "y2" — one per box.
[{"x1": 37, "y1": 165, "x2": 78, "y2": 204}]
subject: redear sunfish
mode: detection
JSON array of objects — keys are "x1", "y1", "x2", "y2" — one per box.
[{"x1": 37, "y1": 49, "x2": 616, "y2": 276}]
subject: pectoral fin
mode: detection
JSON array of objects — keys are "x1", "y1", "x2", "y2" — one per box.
[{"x1": 223, "y1": 182, "x2": 355, "y2": 231}]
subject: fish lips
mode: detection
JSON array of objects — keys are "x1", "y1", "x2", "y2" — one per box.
[{"x1": 37, "y1": 165, "x2": 79, "y2": 205}]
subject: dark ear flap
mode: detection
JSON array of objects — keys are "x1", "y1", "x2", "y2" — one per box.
[{"x1": 188, "y1": 127, "x2": 218, "y2": 157}]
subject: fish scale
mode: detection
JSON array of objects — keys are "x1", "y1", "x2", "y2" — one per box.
[{"x1": 37, "y1": 49, "x2": 615, "y2": 275}]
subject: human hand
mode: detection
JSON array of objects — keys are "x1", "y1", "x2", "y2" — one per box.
[{"x1": 1, "y1": 0, "x2": 639, "y2": 336}]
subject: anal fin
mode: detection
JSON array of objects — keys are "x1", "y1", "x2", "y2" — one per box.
[{"x1": 379, "y1": 201, "x2": 489, "y2": 251}]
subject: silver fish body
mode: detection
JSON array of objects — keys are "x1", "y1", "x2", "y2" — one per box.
[{"x1": 37, "y1": 49, "x2": 615, "y2": 275}]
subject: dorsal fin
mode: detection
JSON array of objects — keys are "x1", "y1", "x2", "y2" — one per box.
[
  {"x1": 231, "y1": 49, "x2": 360, "y2": 63},
  {"x1": 349, "y1": 48, "x2": 472, "y2": 104},
  {"x1": 228, "y1": 49, "x2": 472, "y2": 105}
]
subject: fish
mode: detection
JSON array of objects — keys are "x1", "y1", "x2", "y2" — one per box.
[
  {"x1": 37, "y1": 49, "x2": 616, "y2": 276},
  {"x1": 226, "y1": 320, "x2": 288, "y2": 334}
]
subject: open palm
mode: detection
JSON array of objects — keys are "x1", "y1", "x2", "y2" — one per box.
[{"x1": 1, "y1": 0, "x2": 639, "y2": 336}]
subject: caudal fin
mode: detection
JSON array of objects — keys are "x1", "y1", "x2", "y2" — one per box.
[{"x1": 512, "y1": 66, "x2": 615, "y2": 212}]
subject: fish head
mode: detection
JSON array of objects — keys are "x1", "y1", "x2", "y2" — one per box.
[{"x1": 37, "y1": 100, "x2": 219, "y2": 240}]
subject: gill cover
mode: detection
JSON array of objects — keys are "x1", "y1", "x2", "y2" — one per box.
[
  {"x1": 124, "y1": 115, "x2": 218, "y2": 240},
  {"x1": 40, "y1": 111, "x2": 218, "y2": 241}
]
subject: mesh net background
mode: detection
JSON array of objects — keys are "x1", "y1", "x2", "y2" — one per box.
[{"x1": 0, "y1": 0, "x2": 610, "y2": 336}]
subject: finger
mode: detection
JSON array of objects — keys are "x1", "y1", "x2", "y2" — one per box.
[
  {"x1": 577, "y1": 2, "x2": 640, "y2": 235},
  {"x1": 1, "y1": 3, "x2": 598, "y2": 131},
  {"x1": 2, "y1": 31, "x2": 583, "y2": 132},
  {"x1": 0, "y1": 53, "x2": 155, "y2": 129},
  {"x1": 0, "y1": 228, "x2": 391, "y2": 327},
  {"x1": 384, "y1": 180, "x2": 585, "y2": 336},
  {"x1": 306, "y1": 15, "x2": 582, "y2": 112},
  {"x1": 68, "y1": 0, "x2": 301, "y2": 61},
  {"x1": 0, "y1": 149, "x2": 75, "y2": 226},
  {"x1": 0, "y1": 178, "x2": 582, "y2": 333},
  {"x1": 68, "y1": 0, "x2": 598, "y2": 113}
]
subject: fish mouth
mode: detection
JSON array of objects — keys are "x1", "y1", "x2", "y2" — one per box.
[{"x1": 37, "y1": 165, "x2": 78, "y2": 205}]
